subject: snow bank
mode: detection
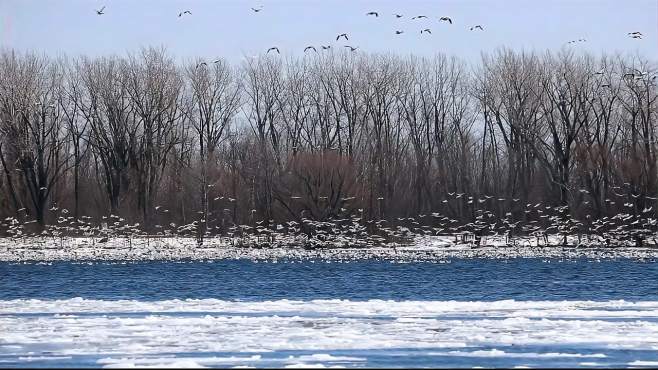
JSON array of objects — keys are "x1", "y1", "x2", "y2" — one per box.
[{"x1": 1, "y1": 235, "x2": 658, "y2": 262}]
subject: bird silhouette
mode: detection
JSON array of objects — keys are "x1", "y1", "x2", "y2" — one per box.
[
  {"x1": 251, "y1": 6, "x2": 263, "y2": 12},
  {"x1": 439, "y1": 17, "x2": 453, "y2": 24},
  {"x1": 304, "y1": 46, "x2": 317, "y2": 53},
  {"x1": 336, "y1": 33, "x2": 349, "y2": 41},
  {"x1": 395, "y1": 30, "x2": 404, "y2": 34},
  {"x1": 96, "y1": 6, "x2": 105, "y2": 15},
  {"x1": 421, "y1": 28, "x2": 431, "y2": 34},
  {"x1": 178, "y1": 10, "x2": 192, "y2": 17},
  {"x1": 470, "y1": 25, "x2": 483, "y2": 31},
  {"x1": 412, "y1": 15, "x2": 427, "y2": 20},
  {"x1": 196, "y1": 62, "x2": 207, "y2": 68},
  {"x1": 267, "y1": 47, "x2": 280, "y2": 54},
  {"x1": 344, "y1": 45, "x2": 358, "y2": 52},
  {"x1": 394, "y1": 13, "x2": 403, "y2": 18},
  {"x1": 321, "y1": 45, "x2": 332, "y2": 50},
  {"x1": 366, "y1": 11, "x2": 379, "y2": 17}
]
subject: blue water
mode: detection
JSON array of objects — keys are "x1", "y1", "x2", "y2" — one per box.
[
  {"x1": 1, "y1": 258, "x2": 657, "y2": 301},
  {"x1": 2, "y1": 258, "x2": 658, "y2": 368}
]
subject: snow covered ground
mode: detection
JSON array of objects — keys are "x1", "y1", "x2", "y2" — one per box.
[
  {"x1": 1, "y1": 299, "x2": 658, "y2": 368},
  {"x1": 1, "y1": 235, "x2": 658, "y2": 262}
]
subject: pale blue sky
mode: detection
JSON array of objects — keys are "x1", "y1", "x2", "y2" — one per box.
[{"x1": 2, "y1": 0, "x2": 656, "y2": 63}]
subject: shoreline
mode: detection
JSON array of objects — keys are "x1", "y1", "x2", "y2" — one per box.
[{"x1": 1, "y1": 235, "x2": 658, "y2": 262}]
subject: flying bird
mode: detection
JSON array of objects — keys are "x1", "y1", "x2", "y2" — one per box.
[
  {"x1": 321, "y1": 45, "x2": 332, "y2": 50},
  {"x1": 366, "y1": 11, "x2": 379, "y2": 17},
  {"x1": 196, "y1": 62, "x2": 207, "y2": 68},
  {"x1": 344, "y1": 45, "x2": 358, "y2": 52},
  {"x1": 470, "y1": 25, "x2": 483, "y2": 31},
  {"x1": 421, "y1": 28, "x2": 431, "y2": 34},
  {"x1": 304, "y1": 46, "x2": 317, "y2": 53},
  {"x1": 628, "y1": 31, "x2": 643, "y2": 36},
  {"x1": 630, "y1": 34, "x2": 642, "y2": 39},
  {"x1": 439, "y1": 17, "x2": 452, "y2": 24},
  {"x1": 251, "y1": 6, "x2": 263, "y2": 12},
  {"x1": 96, "y1": 6, "x2": 105, "y2": 15},
  {"x1": 395, "y1": 30, "x2": 404, "y2": 34},
  {"x1": 394, "y1": 14, "x2": 403, "y2": 18},
  {"x1": 178, "y1": 10, "x2": 192, "y2": 17},
  {"x1": 267, "y1": 47, "x2": 280, "y2": 54},
  {"x1": 336, "y1": 33, "x2": 349, "y2": 41},
  {"x1": 412, "y1": 15, "x2": 427, "y2": 20}
]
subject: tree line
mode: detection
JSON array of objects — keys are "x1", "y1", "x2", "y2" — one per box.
[{"x1": 0, "y1": 47, "x2": 656, "y2": 239}]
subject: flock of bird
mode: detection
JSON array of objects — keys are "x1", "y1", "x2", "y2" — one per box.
[
  {"x1": 91, "y1": 3, "x2": 645, "y2": 59},
  {"x1": 3, "y1": 183, "x2": 658, "y2": 250},
  {"x1": 262, "y1": 12, "x2": 468, "y2": 55}
]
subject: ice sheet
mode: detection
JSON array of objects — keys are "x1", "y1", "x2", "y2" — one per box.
[{"x1": 1, "y1": 299, "x2": 658, "y2": 367}]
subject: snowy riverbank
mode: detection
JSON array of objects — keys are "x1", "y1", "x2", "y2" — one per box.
[{"x1": 1, "y1": 234, "x2": 658, "y2": 262}]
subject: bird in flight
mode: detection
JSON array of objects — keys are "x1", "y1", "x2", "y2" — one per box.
[
  {"x1": 630, "y1": 34, "x2": 642, "y2": 39},
  {"x1": 470, "y1": 25, "x2": 483, "y2": 31},
  {"x1": 336, "y1": 33, "x2": 349, "y2": 41},
  {"x1": 344, "y1": 45, "x2": 358, "y2": 52},
  {"x1": 366, "y1": 11, "x2": 379, "y2": 17},
  {"x1": 96, "y1": 6, "x2": 105, "y2": 15},
  {"x1": 196, "y1": 61, "x2": 207, "y2": 69},
  {"x1": 412, "y1": 15, "x2": 427, "y2": 20},
  {"x1": 267, "y1": 47, "x2": 280, "y2": 54},
  {"x1": 395, "y1": 30, "x2": 404, "y2": 34},
  {"x1": 304, "y1": 46, "x2": 317, "y2": 53},
  {"x1": 213, "y1": 59, "x2": 221, "y2": 64},
  {"x1": 393, "y1": 14, "x2": 403, "y2": 18},
  {"x1": 439, "y1": 17, "x2": 453, "y2": 24},
  {"x1": 321, "y1": 45, "x2": 331, "y2": 50},
  {"x1": 628, "y1": 31, "x2": 643, "y2": 36},
  {"x1": 421, "y1": 28, "x2": 431, "y2": 34},
  {"x1": 252, "y1": 6, "x2": 263, "y2": 12},
  {"x1": 178, "y1": 10, "x2": 192, "y2": 17}
]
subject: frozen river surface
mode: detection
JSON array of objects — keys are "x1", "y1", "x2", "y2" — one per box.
[{"x1": 1, "y1": 258, "x2": 658, "y2": 368}]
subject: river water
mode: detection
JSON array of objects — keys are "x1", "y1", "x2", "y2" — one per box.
[{"x1": 1, "y1": 258, "x2": 657, "y2": 368}]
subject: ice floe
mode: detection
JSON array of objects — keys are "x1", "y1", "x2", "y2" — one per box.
[{"x1": 1, "y1": 298, "x2": 658, "y2": 367}]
